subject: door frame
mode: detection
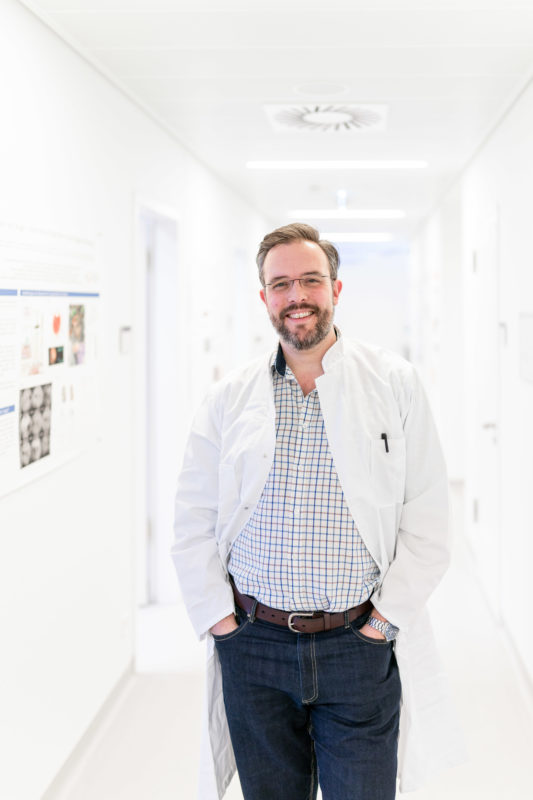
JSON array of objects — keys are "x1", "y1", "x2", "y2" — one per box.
[{"x1": 132, "y1": 196, "x2": 185, "y2": 610}]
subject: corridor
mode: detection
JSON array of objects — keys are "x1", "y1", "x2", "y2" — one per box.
[{"x1": 2, "y1": 2, "x2": 533, "y2": 798}]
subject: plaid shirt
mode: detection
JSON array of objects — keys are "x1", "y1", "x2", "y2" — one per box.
[{"x1": 228, "y1": 335, "x2": 380, "y2": 612}]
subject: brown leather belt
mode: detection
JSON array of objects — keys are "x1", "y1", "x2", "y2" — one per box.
[{"x1": 230, "y1": 577, "x2": 372, "y2": 634}]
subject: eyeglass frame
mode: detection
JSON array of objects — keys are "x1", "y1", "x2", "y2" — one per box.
[{"x1": 264, "y1": 274, "x2": 333, "y2": 293}]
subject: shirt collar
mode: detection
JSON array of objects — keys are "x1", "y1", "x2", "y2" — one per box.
[{"x1": 272, "y1": 344, "x2": 287, "y2": 376}]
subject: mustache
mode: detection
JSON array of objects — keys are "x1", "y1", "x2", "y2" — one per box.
[{"x1": 281, "y1": 304, "x2": 317, "y2": 318}]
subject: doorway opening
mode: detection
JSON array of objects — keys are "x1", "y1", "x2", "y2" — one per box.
[{"x1": 134, "y1": 204, "x2": 199, "y2": 672}]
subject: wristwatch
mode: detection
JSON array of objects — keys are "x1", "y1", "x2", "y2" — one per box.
[{"x1": 366, "y1": 616, "x2": 399, "y2": 642}]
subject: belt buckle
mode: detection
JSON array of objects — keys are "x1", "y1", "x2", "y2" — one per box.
[{"x1": 287, "y1": 611, "x2": 314, "y2": 633}]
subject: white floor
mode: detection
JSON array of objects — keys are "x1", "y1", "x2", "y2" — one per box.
[{"x1": 48, "y1": 490, "x2": 533, "y2": 800}]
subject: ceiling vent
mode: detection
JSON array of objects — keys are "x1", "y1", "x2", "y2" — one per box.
[{"x1": 264, "y1": 104, "x2": 387, "y2": 133}]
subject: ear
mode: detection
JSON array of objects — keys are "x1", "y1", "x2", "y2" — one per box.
[
  {"x1": 332, "y1": 279, "x2": 342, "y2": 305},
  {"x1": 259, "y1": 288, "x2": 267, "y2": 306}
]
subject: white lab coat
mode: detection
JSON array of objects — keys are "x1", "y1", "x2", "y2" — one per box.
[{"x1": 172, "y1": 335, "x2": 466, "y2": 799}]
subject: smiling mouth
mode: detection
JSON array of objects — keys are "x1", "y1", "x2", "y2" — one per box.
[{"x1": 285, "y1": 310, "x2": 314, "y2": 320}]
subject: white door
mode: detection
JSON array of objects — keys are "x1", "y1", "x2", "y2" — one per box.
[{"x1": 139, "y1": 207, "x2": 181, "y2": 606}]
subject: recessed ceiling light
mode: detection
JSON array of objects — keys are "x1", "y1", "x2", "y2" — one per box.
[
  {"x1": 247, "y1": 160, "x2": 427, "y2": 170},
  {"x1": 288, "y1": 209, "x2": 406, "y2": 220},
  {"x1": 321, "y1": 232, "x2": 393, "y2": 243}
]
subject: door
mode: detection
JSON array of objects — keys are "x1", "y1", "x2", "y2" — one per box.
[{"x1": 139, "y1": 207, "x2": 181, "y2": 606}]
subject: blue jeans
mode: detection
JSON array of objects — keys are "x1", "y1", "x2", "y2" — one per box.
[{"x1": 213, "y1": 606, "x2": 401, "y2": 800}]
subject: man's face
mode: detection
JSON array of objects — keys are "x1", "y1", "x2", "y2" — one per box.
[{"x1": 260, "y1": 239, "x2": 342, "y2": 351}]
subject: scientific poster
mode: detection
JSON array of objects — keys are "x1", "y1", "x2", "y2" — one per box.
[{"x1": 0, "y1": 222, "x2": 102, "y2": 497}]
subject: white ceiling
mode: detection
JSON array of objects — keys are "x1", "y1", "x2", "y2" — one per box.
[{"x1": 20, "y1": 0, "x2": 533, "y2": 239}]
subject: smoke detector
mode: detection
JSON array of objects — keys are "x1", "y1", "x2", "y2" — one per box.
[{"x1": 264, "y1": 104, "x2": 387, "y2": 133}]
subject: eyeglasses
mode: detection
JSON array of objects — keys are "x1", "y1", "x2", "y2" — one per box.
[{"x1": 264, "y1": 275, "x2": 331, "y2": 294}]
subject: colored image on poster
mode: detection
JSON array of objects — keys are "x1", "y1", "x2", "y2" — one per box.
[
  {"x1": 68, "y1": 304, "x2": 85, "y2": 365},
  {"x1": 19, "y1": 383, "x2": 52, "y2": 468},
  {"x1": 20, "y1": 306, "x2": 44, "y2": 376},
  {"x1": 48, "y1": 346, "x2": 64, "y2": 365}
]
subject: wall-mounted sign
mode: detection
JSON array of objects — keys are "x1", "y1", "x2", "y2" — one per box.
[{"x1": 0, "y1": 222, "x2": 102, "y2": 497}]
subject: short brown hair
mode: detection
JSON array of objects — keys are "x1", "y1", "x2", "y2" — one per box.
[{"x1": 256, "y1": 222, "x2": 339, "y2": 286}]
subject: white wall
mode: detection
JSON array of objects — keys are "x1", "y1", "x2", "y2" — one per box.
[
  {"x1": 334, "y1": 241, "x2": 410, "y2": 359},
  {"x1": 0, "y1": 3, "x2": 269, "y2": 799},
  {"x1": 410, "y1": 184, "x2": 464, "y2": 480},
  {"x1": 413, "y1": 79, "x2": 533, "y2": 686}
]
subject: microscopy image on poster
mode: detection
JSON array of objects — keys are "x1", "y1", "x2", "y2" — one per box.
[
  {"x1": 68, "y1": 304, "x2": 85, "y2": 366},
  {"x1": 19, "y1": 383, "x2": 52, "y2": 468}
]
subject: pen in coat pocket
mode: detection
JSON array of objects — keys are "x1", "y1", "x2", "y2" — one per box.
[{"x1": 381, "y1": 433, "x2": 389, "y2": 452}]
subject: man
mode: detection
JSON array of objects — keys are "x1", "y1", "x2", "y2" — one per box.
[{"x1": 172, "y1": 223, "x2": 463, "y2": 799}]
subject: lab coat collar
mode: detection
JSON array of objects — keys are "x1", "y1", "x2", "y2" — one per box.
[{"x1": 321, "y1": 326, "x2": 343, "y2": 372}]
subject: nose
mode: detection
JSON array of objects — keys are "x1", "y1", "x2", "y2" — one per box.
[{"x1": 286, "y1": 278, "x2": 308, "y2": 304}]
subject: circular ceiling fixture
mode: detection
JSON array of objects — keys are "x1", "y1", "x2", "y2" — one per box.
[{"x1": 269, "y1": 104, "x2": 385, "y2": 133}]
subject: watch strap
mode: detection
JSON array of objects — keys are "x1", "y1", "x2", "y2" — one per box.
[{"x1": 366, "y1": 615, "x2": 399, "y2": 641}]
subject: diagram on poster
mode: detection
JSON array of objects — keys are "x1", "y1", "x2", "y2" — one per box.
[{"x1": 0, "y1": 222, "x2": 102, "y2": 497}]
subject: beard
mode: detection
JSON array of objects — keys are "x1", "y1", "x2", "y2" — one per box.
[{"x1": 268, "y1": 302, "x2": 335, "y2": 351}]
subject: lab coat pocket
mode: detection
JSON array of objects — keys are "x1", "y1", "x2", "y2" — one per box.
[
  {"x1": 217, "y1": 462, "x2": 240, "y2": 524},
  {"x1": 370, "y1": 436, "x2": 406, "y2": 505}
]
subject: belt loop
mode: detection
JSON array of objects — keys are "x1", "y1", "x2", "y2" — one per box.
[
  {"x1": 344, "y1": 610, "x2": 350, "y2": 629},
  {"x1": 248, "y1": 598, "x2": 258, "y2": 624}
]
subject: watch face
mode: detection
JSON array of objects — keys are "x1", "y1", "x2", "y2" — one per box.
[
  {"x1": 383, "y1": 623, "x2": 397, "y2": 641},
  {"x1": 368, "y1": 617, "x2": 397, "y2": 641}
]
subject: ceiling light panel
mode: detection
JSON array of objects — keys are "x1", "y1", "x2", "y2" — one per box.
[
  {"x1": 247, "y1": 160, "x2": 427, "y2": 169},
  {"x1": 320, "y1": 232, "x2": 393, "y2": 242},
  {"x1": 289, "y1": 210, "x2": 406, "y2": 219}
]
